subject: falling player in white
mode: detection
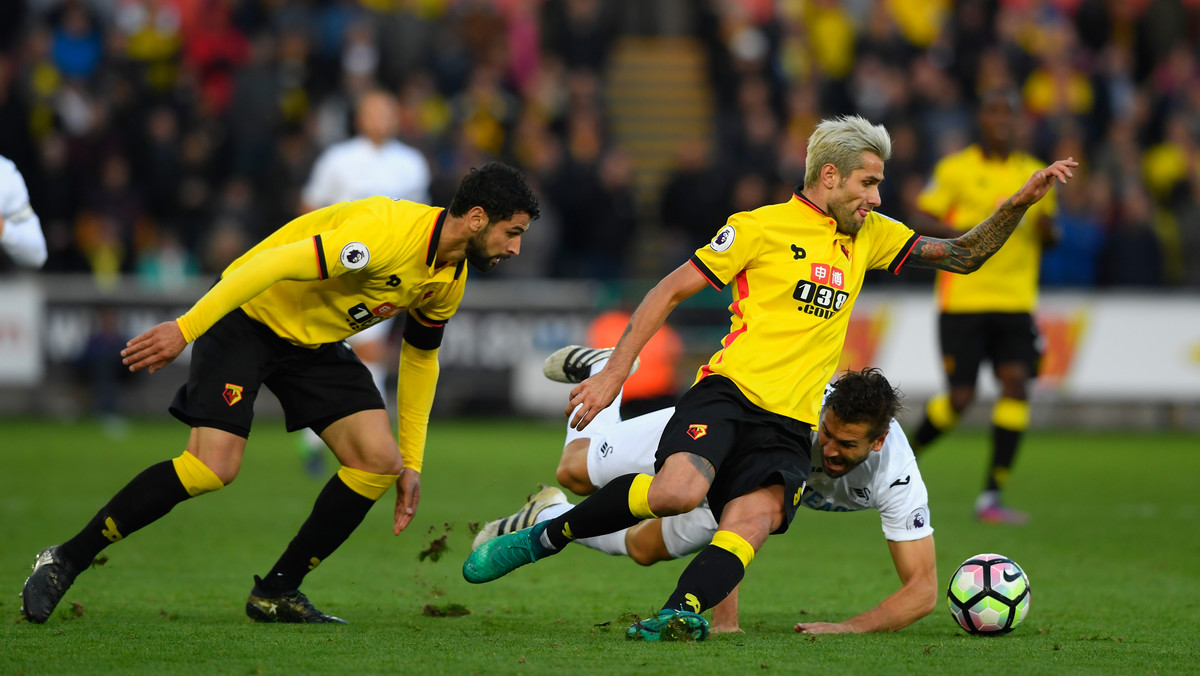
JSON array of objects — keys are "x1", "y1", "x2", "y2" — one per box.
[{"x1": 474, "y1": 349, "x2": 937, "y2": 634}]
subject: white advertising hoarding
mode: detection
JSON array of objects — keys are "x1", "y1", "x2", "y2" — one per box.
[
  {"x1": 842, "y1": 292, "x2": 1200, "y2": 401},
  {"x1": 0, "y1": 281, "x2": 43, "y2": 385}
]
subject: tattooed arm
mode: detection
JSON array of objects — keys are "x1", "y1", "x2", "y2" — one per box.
[{"x1": 907, "y1": 158, "x2": 1077, "y2": 273}]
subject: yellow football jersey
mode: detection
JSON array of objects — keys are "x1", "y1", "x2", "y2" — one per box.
[
  {"x1": 917, "y1": 145, "x2": 1056, "y2": 313},
  {"x1": 231, "y1": 197, "x2": 466, "y2": 347},
  {"x1": 690, "y1": 194, "x2": 919, "y2": 426}
]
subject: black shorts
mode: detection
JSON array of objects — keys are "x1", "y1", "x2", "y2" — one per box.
[
  {"x1": 655, "y1": 375, "x2": 812, "y2": 534},
  {"x1": 938, "y1": 312, "x2": 1042, "y2": 387},
  {"x1": 169, "y1": 309, "x2": 385, "y2": 438}
]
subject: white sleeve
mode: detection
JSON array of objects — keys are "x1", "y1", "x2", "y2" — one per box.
[
  {"x1": 0, "y1": 161, "x2": 47, "y2": 269},
  {"x1": 873, "y1": 420, "x2": 934, "y2": 542},
  {"x1": 301, "y1": 150, "x2": 339, "y2": 209}
]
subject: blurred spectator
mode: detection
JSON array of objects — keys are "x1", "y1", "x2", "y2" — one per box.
[
  {"x1": 74, "y1": 306, "x2": 132, "y2": 437},
  {"x1": 135, "y1": 226, "x2": 198, "y2": 291},
  {"x1": 541, "y1": 0, "x2": 620, "y2": 73},
  {"x1": 75, "y1": 153, "x2": 145, "y2": 284},
  {"x1": 181, "y1": 0, "x2": 250, "y2": 116},
  {"x1": 659, "y1": 138, "x2": 728, "y2": 258},
  {"x1": 50, "y1": 1, "x2": 104, "y2": 81},
  {"x1": 1097, "y1": 184, "x2": 1165, "y2": 287}
]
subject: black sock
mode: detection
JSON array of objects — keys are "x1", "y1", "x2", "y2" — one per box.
[
  {"x1": 987, "y1": 426, "x2": 1021, "y2": 492},
  {"x1": 59, "y1": 461, "x2": 192, "y2": 569},
  {"x1": 258, "y1": 474, "x2": 375, "y2": 594},
  {"x1": 662, "y1": 545, "x2": 745, "y2": 614},
  {"x1": 544, "y1": 473, "x2": 643, "y2": 551},
  {"x1": 913, "y1": 415, "x2": 943, "y2": 452}
]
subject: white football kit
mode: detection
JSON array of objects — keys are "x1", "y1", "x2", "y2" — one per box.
[
  {"x1": 0, "y1": 155, "x2": 47, "y2": 269},
  {"x1": 577, "y1": 387, "x2": 934, "y2": 558}
]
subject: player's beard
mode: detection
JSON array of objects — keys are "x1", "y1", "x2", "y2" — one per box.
[
  {"x1": 829, "y1": 199, "x2": 865, "y2": 236},
  {"x1": 465, "y1": 225, "x2": 504, "y2": 273}
]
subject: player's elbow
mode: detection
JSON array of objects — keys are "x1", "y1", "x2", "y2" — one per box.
[{"x1": 913, "y1": 575, "x2": 940, "y2": 619}]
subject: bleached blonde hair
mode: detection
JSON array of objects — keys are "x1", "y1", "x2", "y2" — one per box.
[{"x1": 803, "y1": 115, "x2": 893, "y2": 188}]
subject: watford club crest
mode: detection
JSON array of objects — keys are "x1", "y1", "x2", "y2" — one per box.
[
  {"x1": 686, "y1": 424, "x2": 708, "y2": 440},
  {"x1": 223, "y1": 383, "x2": 244, "y2": 407}
]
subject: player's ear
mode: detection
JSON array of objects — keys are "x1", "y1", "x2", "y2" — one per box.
[
  {"x1": 821, "y1": 163, "x2": 840, "y2": 189},
  {"x1": 870, "y1": 429, "x2": 889, "y2": 452},
  {"x1": 467, "y1": 206, "x2": 488, "y2": 233}
]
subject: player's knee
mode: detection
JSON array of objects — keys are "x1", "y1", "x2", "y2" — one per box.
[
  {"x1": 173, "y1": 451, "x2": 229, "y2": 496},
  {"x1": 949, "y1": 390, "x2": 974, "y2": 411},
  {"x1": 555, "y1": 439, "x2": 593, "y2": 496},
  {"x1": 555, "y1": 464, "x2": 592, "y2": 496},
  {"x1": 339, "y1": 441, "x2": 404, "y2": 475},
  {"x1": 625, "y1": 523, "x2": 671, "y2": 566},
  {"x1": 626, "y1": 539, "x2": 660, "y2": 566},
  {"x1": 375, "y1": 451, "x2": 405, "y2": 476},
  {"x1": 647, "y1": 488, "x2": 705, "y2": 517}
]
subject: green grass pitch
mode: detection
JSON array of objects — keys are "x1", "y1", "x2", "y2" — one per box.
[{"x1": 3, "y1": 416, "x2": 1198, "y2": 674}]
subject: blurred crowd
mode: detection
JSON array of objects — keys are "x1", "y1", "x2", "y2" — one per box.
[{"x1": 1, "y1": 0, "x2": 1198, "y2": 288}]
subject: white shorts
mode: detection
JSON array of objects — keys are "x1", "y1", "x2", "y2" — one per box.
[
  {"x1": 585, "y1": 408, "x2": 673, "y2": 488},
  {"x1": 584, "y1": 407, "x2": 718, "y2": 558}
]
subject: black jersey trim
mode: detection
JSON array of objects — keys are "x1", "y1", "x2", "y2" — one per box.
[
  {"x1": 889, "y1": 233, "x2": 922, "y2": 275},
  {"x1": 688, "y1": 254, "x2": 725, "y2": 290},
  {"x1": 412, "y1": 307, "x2": 446, "y2": 328},
  {"x1": 426, "y1": 209, "x2": 448, "y2": 267},
  {"x1": 313, "y1": 234, "x2": 329, "y2": 280}
]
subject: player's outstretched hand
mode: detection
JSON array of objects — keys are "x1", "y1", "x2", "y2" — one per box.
[
  {"x1": 1012, "y1": 157, "x2": 1077, "y2": 207},
  {"x1": 121, "y1": 321, "x2": 187, "y2": 374},
  {"x1": 795, "y1": 621, "x2": 853, "y2": 635},
  {"x1": 566, "y1": 366, "x2": 626, "y2": 431},
  {"x1": 393, "y1": 468, "x2": 421, "y2": 535}
]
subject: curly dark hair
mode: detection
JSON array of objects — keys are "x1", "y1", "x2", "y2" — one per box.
[
  {"x1": 448, "y1": 162, "x2": 541, "y2": 223},
  {"x1": 824, "y1": 367, "x2": 903, "y2": 440}
]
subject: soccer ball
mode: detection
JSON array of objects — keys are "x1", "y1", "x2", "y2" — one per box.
[{"x1": 946, "y1": 553, "x2": 1031, "y2": 635}]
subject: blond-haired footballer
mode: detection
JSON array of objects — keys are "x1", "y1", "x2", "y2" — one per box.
[{"x1": 464, "y1": 115, "x2": 1074, "y2": 642}]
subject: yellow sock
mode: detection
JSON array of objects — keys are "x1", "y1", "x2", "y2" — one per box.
[
  {"x1": 337, "y1": 466, "x2": 399, "y2": 500},
  {"x1": 627, "y1": 473, "x2": 657, "y2": 520},
  {"x1": 711, "y1": 530, "x2": 755, "y2": 568},
  {"x1": 992, "y1": 398, "x2": 1030, "y2": 431},
  {"x1": 927, "y1": 394, "x2": 959, "y2": 431},
  {"x1": 172, "y1": 451, "x2": 224, "y2": 497}
]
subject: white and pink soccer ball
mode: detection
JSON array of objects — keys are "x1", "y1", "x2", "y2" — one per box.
[{"x1": 947, "y1": 553, "x2": 1031, "y2": 635}]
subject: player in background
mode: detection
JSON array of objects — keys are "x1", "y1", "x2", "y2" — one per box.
[
  {"x1": 475, "y1": 352, "x2": 936, "y2": 635},
  {"x1": 0, "y1": 154, "x2": 48, "y2": 269},
  {"x1": 464, "y1": 114, "x2": 1075, "y2": 641},
  {"x1": 20, "y1": 163, "x2": 538, "y2": 625},
  {"x1": 909, "y1": 88, "x2": 1059, "y2": 525},
  {"x1": 297, "y1": 88, "x2": 432, "y2": 476}
]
